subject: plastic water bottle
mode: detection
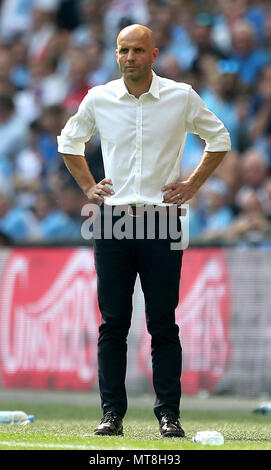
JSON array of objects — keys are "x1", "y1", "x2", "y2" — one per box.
[
  {"x1": 192, "y1": 430, "x2": 224, "y2": 445},
  {"x1": 253, "y1": 402, "x2": 271, "y2": 415},
  {"x1": 0, "y1": 411, "x2": 35, "y2": 425}
]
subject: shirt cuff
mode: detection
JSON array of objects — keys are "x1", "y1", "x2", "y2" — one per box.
[
  {"x1": 57, "y1": 136, "x2": 85, "y2": 156},
  {"x1": 204, "y1": 133, "x2": 231, "y2": 152}
]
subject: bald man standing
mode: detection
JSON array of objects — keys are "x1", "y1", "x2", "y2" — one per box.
[{"x1": 58, "y1": 24, "x2": 231, "y2": 438}]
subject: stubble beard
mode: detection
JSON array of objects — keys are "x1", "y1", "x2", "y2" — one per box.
[{"x1": 122, "y1": 65, "x2": 151, "y2": 82}]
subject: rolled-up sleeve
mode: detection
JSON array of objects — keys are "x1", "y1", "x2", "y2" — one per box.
[
  {"x1": 57, "y1": 89, "x2": 98, "y2": 156},
  {"x1": 185, "y1": 87, "x2": 231, "y2": 152}
]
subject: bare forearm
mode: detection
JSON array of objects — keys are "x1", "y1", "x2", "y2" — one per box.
[
  {"x1": 61, "y1": 153, "x2": 96, "y2": 194},
  {"x1": 163, "y1": 151, "x2": 227, "y2": 204},
  {"x1": 61, "y1": 153, "x2": 114, "y2": 203},
  {"x1": 186, "y1": 151, "x2": 227, "y2": 192}
]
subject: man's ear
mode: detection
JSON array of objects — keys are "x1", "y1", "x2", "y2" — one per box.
[{"x1": 152, "y1": 47, "x2": 159, "y2": 64}]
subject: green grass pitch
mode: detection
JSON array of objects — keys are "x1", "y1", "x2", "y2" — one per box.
[{"x1": 0, "y1": 400, "x2": 270, "y2": 450}]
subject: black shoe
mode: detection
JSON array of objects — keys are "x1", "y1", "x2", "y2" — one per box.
[
  {"x1": 94, "y1": 412, "x2": 123, "y2": 436},
  {"x1": 159, "y1": 413, "x2": 185, "y2": 438}
]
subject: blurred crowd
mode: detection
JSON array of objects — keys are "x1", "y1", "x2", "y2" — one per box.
[{"x1": 1, "y1": 0, "x2": 271, "y2": 245}]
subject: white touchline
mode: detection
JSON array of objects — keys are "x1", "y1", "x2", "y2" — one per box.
[
  {"x1": 0, "y1": 440, "x2": 138, "y2": 450},
  {"x1": 0, "y1": 440, "x2": 97, "y2": 450}
]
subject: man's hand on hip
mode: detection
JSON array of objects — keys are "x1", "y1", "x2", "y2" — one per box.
[
  {"x1": 85, "y1": 178, "x2": 115, "y2": 203},
  {"x1": 162, "y1": 151, "x2": 228, "y2": 205},
  {"x1": 162, "y1": 181, "x2": 195, "y2": 205}
]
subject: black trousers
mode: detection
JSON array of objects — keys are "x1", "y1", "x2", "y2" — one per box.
[{"x1": 93, "y1": 205, "x2": 183, "y2": 420}]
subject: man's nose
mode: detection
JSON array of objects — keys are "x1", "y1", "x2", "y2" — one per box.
[{"x1": 127, "y1": 50, "x2": 135, "y2": 61}]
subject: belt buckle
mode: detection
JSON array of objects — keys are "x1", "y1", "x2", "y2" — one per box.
[{"x1": 128, "y1": 205, "x2": 142, "y2": 217}]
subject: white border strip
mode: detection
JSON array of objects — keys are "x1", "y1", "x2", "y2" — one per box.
[
  {"x1": 0, "y1": 440, "x2": 98, "y2": 450},
  {"x1": 0, "y1": 440, "x2": 135, "y2": 450}
]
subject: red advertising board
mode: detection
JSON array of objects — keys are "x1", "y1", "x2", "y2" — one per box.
[
  {"x1": 0, "y1": 247, "x2": 231, "y2": 394},
  {"x1": 0, "y1": 248, "x2": 100, "y2": 390}
]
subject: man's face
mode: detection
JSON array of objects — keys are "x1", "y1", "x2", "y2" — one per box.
[{"x1": 116, "y1": 29, "x2": 158, "y2": 82}]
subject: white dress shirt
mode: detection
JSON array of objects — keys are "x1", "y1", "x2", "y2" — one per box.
[{"x1": 57, "y1": 71, "x2": 231, "y2": 206}]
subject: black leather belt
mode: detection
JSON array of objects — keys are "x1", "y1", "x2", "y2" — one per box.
[{"x1": 109, "y1": 204, "x2": 183, "y2": 217}]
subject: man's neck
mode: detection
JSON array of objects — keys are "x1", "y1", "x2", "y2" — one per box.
[{"x1": 124, "y1": 72, "x2": 153, "y2": 99}]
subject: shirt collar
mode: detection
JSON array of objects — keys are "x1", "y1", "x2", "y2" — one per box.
[{"x1": 116, "y1": 71, "x2": 160, "y2": 100}]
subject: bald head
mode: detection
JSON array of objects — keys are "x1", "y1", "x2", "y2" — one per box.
[
  {"x1": 117, "y1": 24, "x2": 155, "y2": 49},
  {"x1": 116, "y1": 24, "x2": 158, "y2": 87}
]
